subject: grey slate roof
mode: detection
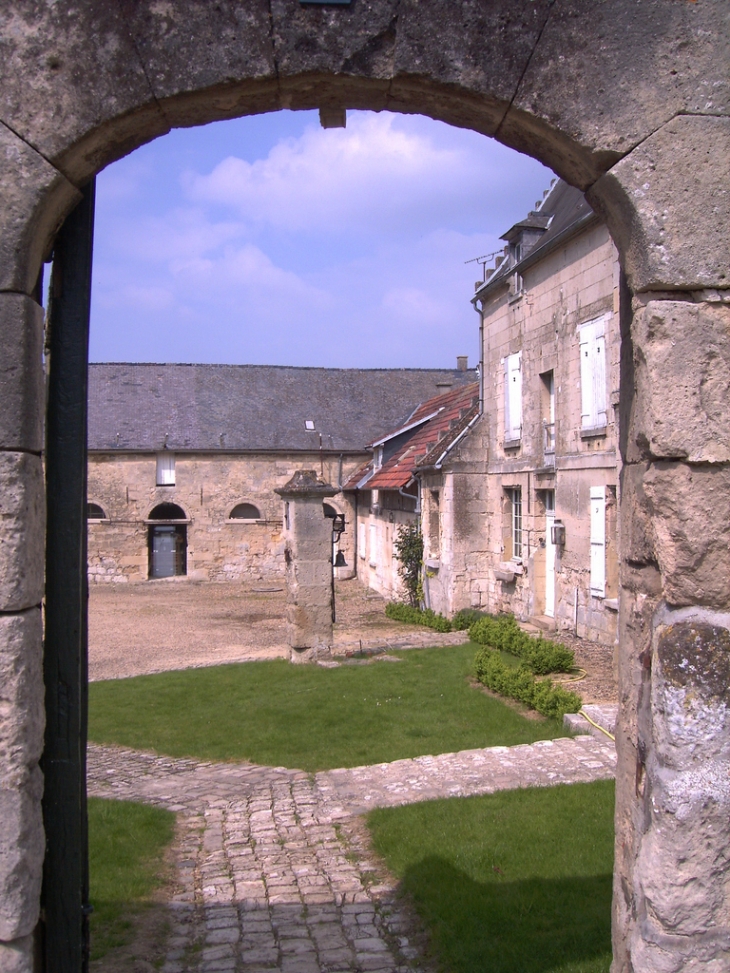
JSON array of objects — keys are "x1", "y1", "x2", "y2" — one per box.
[
  {"x1": 475, "y1": 180, "x2": 597, "y2": 301},
  {"x1": 88, "y1": 363, "x2": 478, "y2": 453}
]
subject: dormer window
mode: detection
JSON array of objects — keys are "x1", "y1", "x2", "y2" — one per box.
[{"x1": 374, "y1": 446, "x2": 384, "y2": 469}]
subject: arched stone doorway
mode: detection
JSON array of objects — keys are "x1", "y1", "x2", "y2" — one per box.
[
  {"x1": 147, "y1": 503, "x2": 189, "y2": 579},
  {"x1": 0, "y1": 4, "x2": 728, "y2": 972}
]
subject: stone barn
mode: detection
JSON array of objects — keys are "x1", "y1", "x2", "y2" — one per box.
[{"x1": 86, "y1": 362, "x2": 477, "y2": 584}]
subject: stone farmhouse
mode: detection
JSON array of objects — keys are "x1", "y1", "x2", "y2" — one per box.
[
  {"x1": 86, "y1": 362, "x2": 477, "y2": 584},
  {"x1": 343, "y1": 379, "x2": 481, "y2": 602},
  {"x1": 469, "y1": 178, "x2": 622, "y2": 645},
  {"x1": 348, "y1": 180, "x2": 621, "y2": 647}
]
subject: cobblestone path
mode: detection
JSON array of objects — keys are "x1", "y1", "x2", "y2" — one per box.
[{"x1": 88, "y1": 736, "x2": 616, "y2": 973}]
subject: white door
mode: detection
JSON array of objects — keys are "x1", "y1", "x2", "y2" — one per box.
[{"x1": 544, "y1": 491, "x2": 556, "y2": 618}]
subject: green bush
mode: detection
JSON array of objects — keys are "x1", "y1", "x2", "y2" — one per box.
[
  {"x1": 386, "y1": 602, "x2": 452, "y2": 632},
  {"x1": 474, "y1": 648, "x2": 582, "y2": 721},
  {"x1": 451, "y1": 608, "x2": 487, "y2": 631},
  {"x1": 469, "y1": 615, "x2": 574, "y2": 674}
]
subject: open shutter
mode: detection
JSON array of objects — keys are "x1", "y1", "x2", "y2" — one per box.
[
  {"x1": 590, "y1": 486, "x2": 606, "y2": 596},
  {"x1": 369, "y1": 523, "x2": 377, "y2": 567},
  {"x1": 504, "y1": 352, "x2": 522, "y2": 440},
  {"x1": 358, "y1": 521, "x2": 366, "y2": 559}
]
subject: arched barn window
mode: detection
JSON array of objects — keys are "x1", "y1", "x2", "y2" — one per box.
[
  {"x1": 149, "y1": 502, "x2": 187, "y2": 521},
  {"x1": 87, "y1": 503, "x2": 106, "y2": 520},
  {"x1": 323, "y1": 503, "x2": 337, "y2": 519},
  {"x1": 229, "y1": 503, "x2": 261, "y2": 521},
  {"x1": 147, "y1": 503, "x2": 188, "y2": 578}
]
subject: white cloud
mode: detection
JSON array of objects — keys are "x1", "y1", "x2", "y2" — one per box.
[{"x1": 182, "y1": 112, "x2": 546, "y2": 239}]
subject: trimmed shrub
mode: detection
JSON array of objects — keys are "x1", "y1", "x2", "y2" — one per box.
[
  {"x1": 386, "y1": 602, "x2": 452, "y2": 632},
  {"x1": 451, "y1": 608, "x2": 487, "y2": 631},
  {"x1": 469, "y1": 615, "x2": 574, "y2": 674},
  {"x1": 474, "y1": 648, "x2": 582, "y2": 721}
]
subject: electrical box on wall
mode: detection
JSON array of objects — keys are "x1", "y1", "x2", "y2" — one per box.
[{"x1": 551, "y1": 521, "x2": 566, "y2": 546}]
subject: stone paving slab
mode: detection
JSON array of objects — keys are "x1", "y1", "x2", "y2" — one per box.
[{"x1": 87, "y1": 735, "x2": 616, "y2": 973}]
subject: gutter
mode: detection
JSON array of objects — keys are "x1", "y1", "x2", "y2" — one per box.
[{"x1": 428, "y1": 410, "x2": 482, "y2": 471}]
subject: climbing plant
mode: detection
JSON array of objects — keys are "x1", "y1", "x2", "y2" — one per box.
[{"x1": 393, "y1": 523, "x2": 424, "y2": 607}]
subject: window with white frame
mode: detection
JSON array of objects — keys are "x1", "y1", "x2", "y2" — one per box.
[
  {"x1": 506, "y1": 487, "x2": 523, "y2": 560},
  {"x1": 504, "y1": 352, "x2": 523, "y2": 442},
  {"x1": 579, "y1": 317, "x2": 608, "y2": 431},
  {"x1": 156, "y1": 452, "x2": 175, "y2": 486},
  {"x1": 590, "y1": 486, "x2": 606, "y2": 596}
]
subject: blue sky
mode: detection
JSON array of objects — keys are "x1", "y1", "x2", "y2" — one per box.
[{"x1": 90, "y1": 110, "x2": 552, "y2": 369}]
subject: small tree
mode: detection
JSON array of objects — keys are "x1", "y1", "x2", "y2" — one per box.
[{"x1": 393, "y1": 523, "x2": 423, "y2": 607}]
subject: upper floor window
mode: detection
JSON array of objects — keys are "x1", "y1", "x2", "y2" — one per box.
[
  {"x1": 156, "y1": 452, "x2": 175, "y2": 486},
  {"x1": 579, "y1": 318, "x2": 608, "y2": 432},
  {"x1": 504, "y1": 352, "x2": 523, "y2": 443}
]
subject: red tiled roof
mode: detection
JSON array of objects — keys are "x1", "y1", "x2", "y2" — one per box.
[{"x1": 361, "y1": 382, "x2": 480, "y2": 491}]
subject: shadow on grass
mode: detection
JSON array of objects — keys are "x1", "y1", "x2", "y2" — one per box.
[{"x1": 401, "y1": 856, "x2": 612, "y2": 973}]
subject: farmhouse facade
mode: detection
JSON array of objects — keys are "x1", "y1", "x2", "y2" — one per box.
[
  {"x1": 471, "y1": 179, "x2": 622, "y2": 644},
  {"x1": 86, "y1": 363, "x2": 477, "y2": 584}
]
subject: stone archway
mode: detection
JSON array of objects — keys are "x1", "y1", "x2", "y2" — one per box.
[{"x1": 0, "y1": 3, "x2": 728, "y2": 972}]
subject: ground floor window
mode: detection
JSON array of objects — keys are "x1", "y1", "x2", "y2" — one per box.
[
  {"x1": 504, "y1": 487, "x2": 522, "y2": 560},
  {"x1": 149, "y1": 525, "x2": 187, "y2": 578}
]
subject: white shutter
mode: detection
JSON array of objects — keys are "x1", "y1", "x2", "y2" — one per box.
[
  {"x1": 358, "y1": 521, "x2": 366, "y2": 559},
  {"x1": 369, "y1": 523, "x2": 377, "y2": 567},
  {"x1": 505, "y1": 352, "x2": 522, "y2": 440},
  {"x1": 580, "y1": 319, "x2": 608, "y2": 429},
  {"x1": 590, "y1": 486, "x2": 606, "y2": 597},
  {"x1": 156, "y1": 452, "x2": 175, "y2": 485}
]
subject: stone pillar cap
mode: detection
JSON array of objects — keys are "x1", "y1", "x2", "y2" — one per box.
[{"x1": 275, "y1": 469, "x2": 338, "y2": 498}]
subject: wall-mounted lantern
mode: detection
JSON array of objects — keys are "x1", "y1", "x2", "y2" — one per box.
[{"x1": 551, "y1": 521, "x2": 566, "y2": 546}]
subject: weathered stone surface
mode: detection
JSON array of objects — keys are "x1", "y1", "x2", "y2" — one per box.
[
  {"x1": 389, "y1": 0, "x2": 552, "y2": 136},
  {"x1": 627, "y1": 613, "x2": 730, "y2": 971},
  {"x1": 0, "y1": 768, "x2": 43, "y2": 941},
  {"x1": 0, "y1": 610, "x2": 43, "y2": 783},
  {"x1": 0, "y1": 295, "x2": 43, "y2": 453},
  {"x1": 122, "y1": 0, "x2": 277, "y2": 130},
  {"x1": 629, "y1": 301, "x2": 730, "y2": 463},
  {"x1": 502, "y1": 0, "x2": 729, "y2": 189},
  {"x1": 642, "y1": 463, "x2": 730, "y2": 610},
  {"x1": 588, "y1": 116, "x2": 730, "y2": 293},
  {"x1": 271, "y1": 0, "x2": 397, "y2": 112},
  {"x1": 0, "y1": 935, "x2": 35, "y2": 973},
  {"x1": 619, "y1": 462, "x2": 656, "y2": 566},
  {"x1": 0, "y1": 123, "x2": 80, "y2": 295},
  {"x1": 0, "y1": 453, "x2": 44, "y2": 612},
  {"x1": 0, "y1": 0, "x2": 169, "y2": 184}
]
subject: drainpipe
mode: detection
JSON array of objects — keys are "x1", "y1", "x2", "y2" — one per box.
[{"x1": 473, "y1": 294, "x2": 485, "y2": 414}]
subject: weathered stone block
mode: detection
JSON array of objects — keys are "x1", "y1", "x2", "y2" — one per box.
[
  {"x1": 588, "y1": 116, "x2": 730, "y2": 292},
  {"x1": 0, "y1": 610, "x2": 43, "y2": 782},
  {"x1": 629, "y1": 301, "x2": 730, "y2": 463},
  {"x1": 390, "y1": 0, "x2": 551, "y2": 134},
  {"x1": 0, "y1": 935, "x2": 35, "y2": 973},
  {"x1": 0, "y1": 0, "x2": 169, "y2": 184},
  {"x1": 0, "y1": 295, "x2": 43, "y2": 453},
  {"x1": 123, "y1": 0, "x2": 277, "y2": 129},
  {"x1": 643, "y1": 463, "x2": 730, "y2": 609},
  {"x1": 0, "y1": 123, "x2": 80, "y2": 295},
  {"x1": 0, "y1": 453, "x2": 44, "y2": 612},
  {"x1": 503, "y1": 0, "x2": 729, "y2": 188},
  {"x1": 618, "y1": 462, "x2": 655, "y2": 565},
  {"x1": 0, "y1": 768, "x2": 43, "y2": 941}
]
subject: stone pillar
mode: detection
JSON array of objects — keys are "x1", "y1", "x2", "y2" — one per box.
[
  {"x1": 589, "y1": 116, "x2": 730, "y2": 973},
  {"x1": 275, "y1": 471, "x2": 337, "y2": 664}
]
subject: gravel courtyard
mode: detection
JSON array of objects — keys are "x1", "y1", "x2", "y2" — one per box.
[{"x1": 89, "y1": 578, "x2": 617, "y2": 702}]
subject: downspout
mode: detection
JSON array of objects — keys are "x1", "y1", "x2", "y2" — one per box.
[{"x1": 472, "y1": 293, "x2": 484, "y2": 414}]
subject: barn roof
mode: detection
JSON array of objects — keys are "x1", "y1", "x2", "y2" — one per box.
[{"x1": 87, "y1": 363, "x2": 478, "y2": 453}]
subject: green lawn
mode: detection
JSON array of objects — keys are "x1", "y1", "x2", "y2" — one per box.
[
  {"x1": 88, "y1": 644, "x2": 568, "y2": 771},
  {"x1": 88, "y1": 797, "x2": 175, "y2": 960},
  {"x1": 368, "y1": 780, "x2": 615, "y2": 973}
]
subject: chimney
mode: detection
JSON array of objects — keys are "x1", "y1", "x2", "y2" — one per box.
[{"x1": 457, "y1": 356, "x2": 468, "y2": 372}]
